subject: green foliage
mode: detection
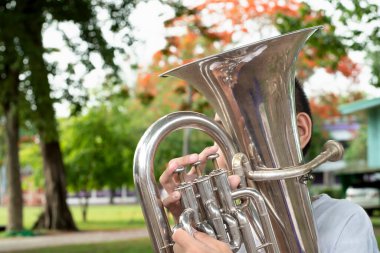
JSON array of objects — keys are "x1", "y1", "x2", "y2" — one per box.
[
  {"x1": 19, "y1": 142, "x2": 44, "y2": 189},
  {"x1": 59, "y1": 84, "x2": 187, "y2": 193},
  {"x1": 368, "y1": 51, "x2": 380, "y2": 87},
  {"x1": 344, "y1": 124, "x2": 368, "y2": 161},
  {"x1": 275, "y1": 3, "x2": 347, "y2": 72},
  {"x1": 0, "y1": 0, "x2": 142, "y2": 141},
  {"x1": 326, "y1": 0, "x2": 380, "y2": 87},
  {"x1": 310, "y1": 186, "x2": 344, "y2": 199},
  {"x1": 61, "y1": 104, "x2": 135, "y2": 192},
  {"x1": 275, "y1": 0, "x2": 380, "y2": 86},
  {"x1": 0, "y1": 0, "x2": 154, "y2": 231}
]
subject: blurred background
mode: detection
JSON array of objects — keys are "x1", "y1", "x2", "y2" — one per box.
[{"x1": 0, "y1": 0, "x2": 379, "y2": 252}]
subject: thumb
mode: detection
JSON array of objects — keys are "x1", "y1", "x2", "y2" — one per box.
[
  {"x1": 172, "y1": 229, "x2": 204, "y2": 251},
  {"x1": 194, "y1": 232, "x2": 232, "y2": 252}
]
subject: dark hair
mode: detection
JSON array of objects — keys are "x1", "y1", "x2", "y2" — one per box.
[{"x1": 294, "y1": 78, "x2": 313, "y2": 155}]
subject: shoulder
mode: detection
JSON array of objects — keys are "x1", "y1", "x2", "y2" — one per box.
[
  {"x1": 312, "y1": 194, "x2": 379, "y2": 253},
  {"x1": 312, "y1": 193, "x2": 365, "y2": 219}
]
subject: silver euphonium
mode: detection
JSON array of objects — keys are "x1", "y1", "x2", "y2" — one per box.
[{"x1": 133, "y1": 26, "x2": 344, "y2": 253}]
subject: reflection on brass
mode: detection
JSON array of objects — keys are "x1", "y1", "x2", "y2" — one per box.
[{"x1": 133, "y1": 26, "x2": 343, "y2": 253}]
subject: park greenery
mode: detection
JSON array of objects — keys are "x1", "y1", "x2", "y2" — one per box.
[
  {"x1": 0, "y1": 0, "x2": 141, "y2": 232},
  {"x1": 15, "y1": 239, "x2": 154, "y2": 253},
  {"x1": 0, "y1": 0, "x2": 379, "y2": 239},
  {"x1": 0, "y1": 238, "x2": 154, "y2": 253},
  {"x1": 0, "y1": 205, "x2": 146, "y2": 232}
]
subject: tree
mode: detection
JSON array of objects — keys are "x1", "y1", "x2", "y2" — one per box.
[
  {"x1": 158, "y1": 1, "x2": 359, "y2": 81},
  {"x1": 135, "y1": 1, "x2": 362, "y2": 125},
  {"x1": 0, "y1": 123, "x2": 6, "y2": 205},
  {"x1": 131, "y1": 1, "x2": 380, "y2": 181},
  {"x1": 2, "y1": 83, "x2": 23, "y2": 232},
  {"x1": 275, "y1": 0, "x2": 380, "y2": 86},
  {"x1": 0, "y1": 0, "x2": 140, "y2": 231},
  {"x1": 19, "y1": 139, "x2": 44, "y2": 190},
  {"x1": 61, "y1": 105, "x2": 129, "y2": 221},
  {"x1": 325, "y1": 0, "x2": 380, "y2": 87},
  {"x1": 344, "y1": 123, "x2": 367, "y2": 162},
  {"x1": 0, "y1": 25, "x2": 23, "y2": 232}
]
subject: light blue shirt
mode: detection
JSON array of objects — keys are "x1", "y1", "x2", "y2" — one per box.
[
  {"x1": 312, "y1": 194, "x2": 379, "y2": 253},
  {"x1": 238, "y1": 194, "x2": 379, "y2": 253}
]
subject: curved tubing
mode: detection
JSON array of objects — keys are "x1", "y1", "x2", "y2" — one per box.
[
  {"x1": 249, "y1": 140, "x2": 344, "y2": 181},
  {"x1": 133, "y1": 112, "x2": 237, "y2": 253},
  {"x1": 204, "y1": 200, "x2": 230, "y2": 243},
  {"x1": 233, "y1": 188, "x2": 280, "y2": 253},
  {"x1": 222, "y1": 213, "x2": 242, "y2": 252}
]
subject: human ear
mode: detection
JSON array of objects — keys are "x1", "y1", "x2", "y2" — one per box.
[{"x1": 296, "y1": 112, "x2": 312, "y2": 149}]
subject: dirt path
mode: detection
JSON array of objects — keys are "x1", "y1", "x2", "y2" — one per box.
[{"x1": 0, "y1": 228, "x2": 149, "y2": 252}]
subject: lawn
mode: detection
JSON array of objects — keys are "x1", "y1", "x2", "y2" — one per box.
[
  {"x1": 0, "y1": 204, "x2": 146, "y2": 232},
  {"x1": 8, "y1": 238, "x2": 153, "y2": 253},
  {"x1": 0, "y1": 204, "x2": 153, "y2": 252}
]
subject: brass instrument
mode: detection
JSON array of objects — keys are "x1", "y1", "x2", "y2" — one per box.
[{"x1": 133, "y1": 26, "x2": 344, "y2": 253}]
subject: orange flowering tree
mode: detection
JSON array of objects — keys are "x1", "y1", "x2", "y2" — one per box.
[
  {"x1": 136, "y1": 31, "x2": 219, "y2": 115},
  {"x1": 136, "y1": 0, "x2": 362, "y2": 113},
  {"x1": 310, "y1": 91, "x2": 366, "y2": 121},
  {"x1": 135, "y1": 0, "x2": 378, "y2": 157},
  {"x1": 164, "y1": 1, "x2": 359, "y2": 75}
]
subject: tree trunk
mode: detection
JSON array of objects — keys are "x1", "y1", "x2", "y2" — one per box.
[
  {"x1": 80, "y1": 195, "x2": 89, "y2": 222},
  {"x1": 1, "y1": 55, "x2": 23, "y2": 232},
  {"x1": 109, "y1": 189, "x2": 115, "y2": 205},
  {"x1": 33, "y1": 141, "x2": 77, "y2": 231},
  {"x1": 18, "y1": 5, "x2": 77, "y2": 230},
  {"x1": 3, "y1": 84, "x2": 23, "y2": 232}
]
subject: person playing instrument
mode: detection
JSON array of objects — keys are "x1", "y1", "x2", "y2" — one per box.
[{"x1": 159, "y1": 79, "x2": 380, "y2": 253}]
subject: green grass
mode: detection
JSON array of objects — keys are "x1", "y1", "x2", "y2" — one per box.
[
  {"x1": 7, "y1": 238, "x2": 153, "y2": 253},
  {"x1": 372, "y1": 215, "x2": 380, "y2": 227},
  {"x1": 71, "y1": 204, "x2": 146, "y2": 231},
  {"x1": 0, "y1": 204, "x2": 146, "y2": 232}
]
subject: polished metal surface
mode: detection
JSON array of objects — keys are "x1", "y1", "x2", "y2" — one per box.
[
  {"x1": 249, "y1": 140, "x2": 344, "y2": 181},
  {"x1": 133, "y1": 26, "x2": 342, "y2": 253},
  {"x1": 160, "y1": 26, "x2": 321, "y2": 252},
  {"x1": 133, "y1": 112, "x2": 238, "y2": 253}
]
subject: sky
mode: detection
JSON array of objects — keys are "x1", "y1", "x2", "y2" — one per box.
[{"x1": 43, "y1": 0, "x2": 380, "y2": 117}]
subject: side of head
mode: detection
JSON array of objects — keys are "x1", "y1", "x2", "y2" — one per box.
[{"x1": 294, "y1": 78, "x2": 313, "y2": 155}]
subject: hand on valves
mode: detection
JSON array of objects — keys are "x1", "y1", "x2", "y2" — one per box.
[{"x1": 159, "y1": 145, "x2": 240, "y2": 253}]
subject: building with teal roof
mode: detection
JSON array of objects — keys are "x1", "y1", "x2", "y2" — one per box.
[{"x1": 339, "y1": 97, "x2": 380, "y2": 170}]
